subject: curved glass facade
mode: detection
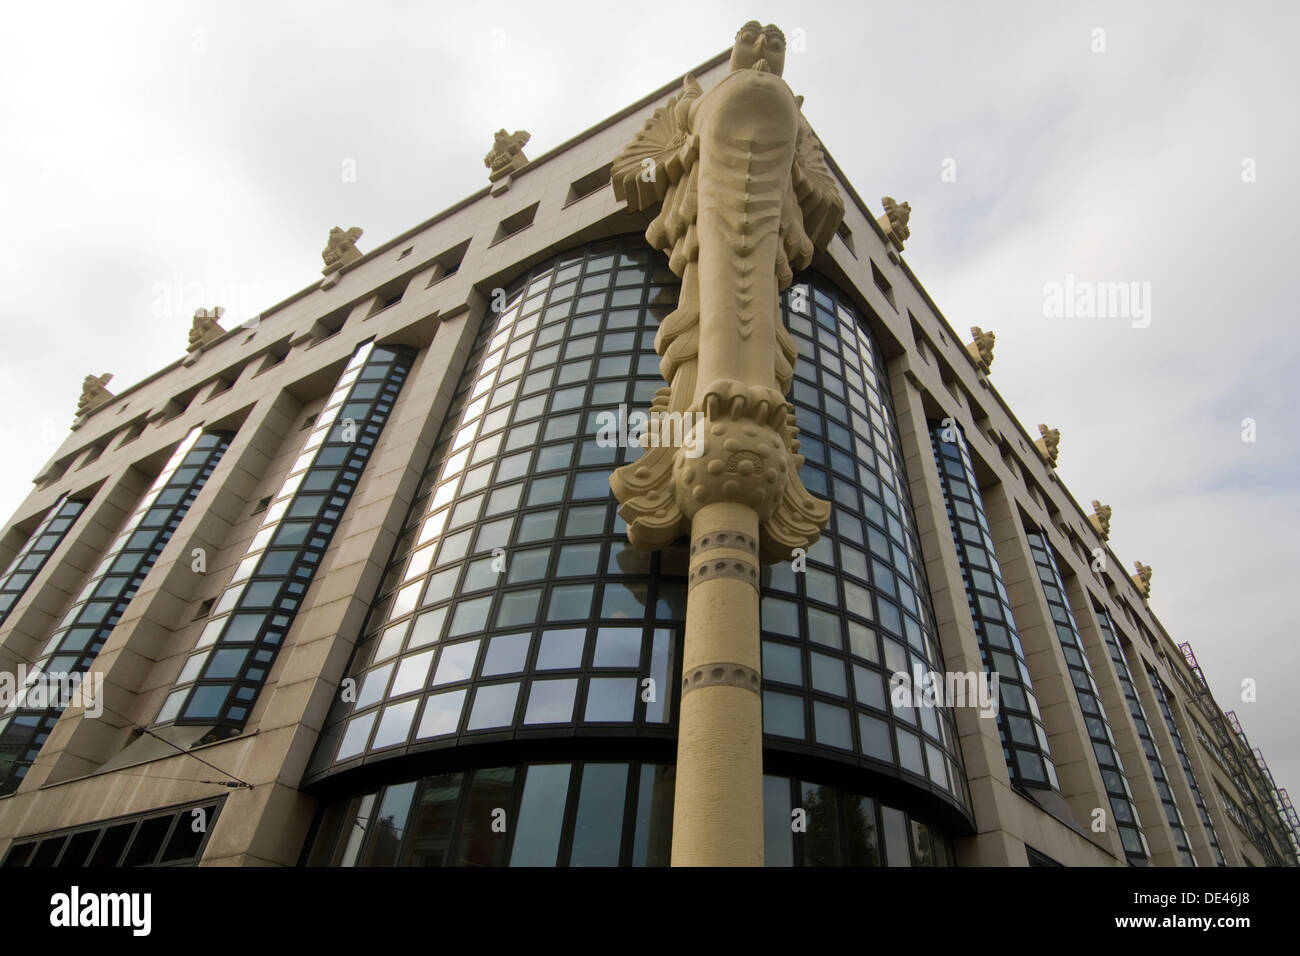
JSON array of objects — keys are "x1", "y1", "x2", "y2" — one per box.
[
  {"x1": 303, "y1": 760, "x2": 953, "y2": 867},
  {"x1": 302, "y1": 235, "x2": 969, "y2": 863},
  {"x1": 929, "y1": 424, "x2": 1060, "y2": 793},
  {"x1": 763, "y1": 278, "x2": 968, "y2": 810}
]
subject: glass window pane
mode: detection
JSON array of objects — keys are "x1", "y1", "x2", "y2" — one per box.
[
  {"x1": 433, "y1": 640, "x2": 480, "y2": 685},
  {"x1": 467, "y1": 682, "x2": 519, "y2": 730},
  {"x1": 593, "y1": 627, "x2": 641, "y2": 668},
  {"x1": 547, "y1": 584, "x2": 593, "y2": 621},
  {"x1": 524, "y1": 678, "x2": 578, "y2": 724},
  {"x1": 585, "y1": 677, "x2": 636, "y2": 722},
  {"x1": 415, "y1": 689, "x2": 466, "y2": 738},
  {"x1": 556, "y1": 542, "x2": 601, "y2": 576},
  {"x1": 763, "y1": 691, "x2": 805, "y2": 739},
  {"x1": 482, "y1": 633, "x2": 531, "y2": 676},
  {"x1": 537, "y1": 628, "x2": 585, "y2": 670},
  {"x1": 813, "y1": 701, "x2": 852, "y2": 749},
  {"x1": 359, "y1": 781, "x2": 417, "y2": 866},
  {"x1": 400, "y1": 772, "x2": 464, "y2": 866},
  {"x1": 763, "y1": 775, "x2": 794, "y2": 867},
  {"x1": 799, "y1": 781, "x2": 841, "y2": 866},
  {"x1": 568, "y1": 764, "x2": 628, "y2": 866},
  {"x1": 762, "y1": 641, "x2": 802, "y2": 685},
  {"x1": 882, "y1": 805, "x2": 912, "y2": 867},
  {"x1": 631, "y1": 764, "x2": 674, "y2": 867},
  {"x1": 510, "y1": 764, "x2": 571, "y2": 866},
  {"x1": 455, "y1": 768, "x2": 516, "y2": 867},
  {"x1": 844, "y1": 795, "x2": 881, "y2": 866}
]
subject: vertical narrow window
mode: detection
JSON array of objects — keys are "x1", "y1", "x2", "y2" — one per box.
[
  {"x1": 1024, "y1": 529, "x2": 1151, "y2": 865},
  {"x1": 1098, "y1": 608, "x2": 1206, "y2": 866},
  {"x1": 1146, "y1": 666, "x2": 1227, "y2": 865},
  {"x1": 157, "y1": 340, "x2": 414, "y2": 733},
  {"x1": 0, "y1": 494, "x2": 88, "y2": 628},
  {"x1": 928, "y1": 422, "x2": 1060, "y2": 793},
  {"x1": 0, "y1": 428, "x2": 230, "y2": 795},
  {"x1": 509, "y1": 763, "x2": 572, "y2": 866},
  {"x1": 763, "y1": 775, "x2": 794, "y2": 867},
  {"x1": 567, "y1": 763, "x2": 628, "y2": 866}
]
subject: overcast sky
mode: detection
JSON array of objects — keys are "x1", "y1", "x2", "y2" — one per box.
[{"x1": 2, "y1": 1, "x2": 1296, "y2": 807}]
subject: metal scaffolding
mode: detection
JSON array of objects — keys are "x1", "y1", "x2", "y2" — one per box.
[{"x1": 1178, "y1": 641, "x2": 1296, "y2": 866}]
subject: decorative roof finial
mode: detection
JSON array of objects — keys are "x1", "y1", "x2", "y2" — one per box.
[
  {"x1": 1035, "y1": 423, "x2": 1060, "y2": 467},
  {"x1": 967, "y1": 326, "x2": 995, "y2": 372},
  {"x1": 322, "y1": 226, "x2": 364, "y2": 275},
  {"x1": 877, "y1": 196, "x2": 911, "y2": 251},
  {"x1": 1132, "y1": 561, "x2": 1152, "y2": 599},
  {"x1": 188, "y1": 307, "x2": 226, "y2": 351},
  {"x1": 76, "y1": 373, "x2": 114, "y2": 418},
  {"x1": 1089, "y1": 500, "x2": 1112, "y2": 540},
  {"x1": 485, "y1": 129, "x2": 531, "y2": 182}
]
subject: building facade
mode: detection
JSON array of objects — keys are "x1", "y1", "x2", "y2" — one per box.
[{"x1": 0, "y1": 43, "x2": 1296, "y2": 868}]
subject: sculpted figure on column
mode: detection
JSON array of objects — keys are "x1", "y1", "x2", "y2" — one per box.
[{"x1": 608, "y1": 20, "x2": 845, "y2": 562}]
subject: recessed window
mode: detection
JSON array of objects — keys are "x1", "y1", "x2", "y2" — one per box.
[
  {"x1": 368, "y1": 279, "x2": 407, "y2": 317},
  {"x1": 492, "y1": 202, "x2": 540, "y2": 244},
  {"x1": 565, "y1": 163, "x2": 612, "y2": 205},
  {"x1": 308, "y1": 309, "x2": 348, "y2": 345},
  {"x1": 836, "y1": 221, "x2": 856, "y2": 255},
  {"x1": 257, "y1": 344, "x2": 290, "y2": 374},
  {"x1": 300, "y1": 414, "x2": 318, "y2": 431},
  {"x1": 398, "y1": 246, "x2": 413, "y2": 260},
  {"x1": 192, "y1": 597, "x2": 216, "y2": 621},
  {"x1": 207, "y1": 375, "x2": 236, "y2": 400},
  {"x1": 871, "y1": 261, "x2": 896, "y2": 309},
  {"x1": 78, "y1": 442, "x2": 108, "y2": 469},
  {"x1": 426, "y1": 238, "x2": 471, "y2": 287},
  {"x1": 117, "y1": 420, "x2": 146, "y2": 448},
  {"x1": 1, "y1": 799, "x2": 224, "y2": 867}
]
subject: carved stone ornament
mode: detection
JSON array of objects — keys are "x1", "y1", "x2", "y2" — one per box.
[
  {"x1": 877, "y1": 196, "x2": 911, "y2": 251},
  {"x1": 967, "y1": 326, "x2": 995, "y2": 372},
  {"x1": 1089, "y1": 500, "x2": 1112, "y2": 540},
  {"x1": 321, "y1": 226, "x2": 364, "y2": 275},
  {"x1": 485, "y1": 129, "x2": 531, "y2": 182},
  {"x1": 1132, "y1": 561, "x2": 1152, "y2": 598},
  {"x1": 76, "y1": 373, "x2": 114, "y2": 417},
  {"x1": 1035, "y1": 423, "x2": 1060, "y2": 466},
  {"x1": 188, "y1": 307, "x2": 226, "y2": 351},
  {"x1": 607, "y1": 20, "x2": 845, "y2": 563}
]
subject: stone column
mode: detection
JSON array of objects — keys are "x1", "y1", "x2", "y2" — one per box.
[
  {"x1": 606, "y1": 21, "x2": 844, "y2": 866},
  {"x1": 672, "y1": 501, "x2": 763, "y2": 865}
]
